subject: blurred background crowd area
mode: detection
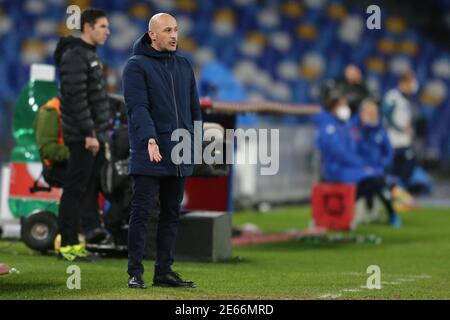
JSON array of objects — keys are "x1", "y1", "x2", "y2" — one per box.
[{"x1": 0, "y1": 0, "x2": 449, "y2": 174}]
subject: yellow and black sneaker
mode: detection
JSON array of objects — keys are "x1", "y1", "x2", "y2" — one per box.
[
  {"x1": 57, "y1": 245, "x2": 99, "y2": 262},
  {"x1": 57, "y1": 245, "x2": 77, "y2": 261}
]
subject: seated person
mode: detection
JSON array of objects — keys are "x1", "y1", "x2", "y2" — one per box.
[
  {"x1": 349, "y1": 99, "x2": 398, "y2": 220},
  {"x1": 315, "y1": 92, "x2": 401, "y2": 227},
  {"x1": 350, "y1": 99, "x2": 393, "y2": 174},
  {"x1": 34, "y1": 97, "x2": 109, "y2": 243}
]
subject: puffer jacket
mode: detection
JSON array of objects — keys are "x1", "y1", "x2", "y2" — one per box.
[
  {"x1": 54, "y1": 36, "x2": 110, "y2": 143},
  {"x1": 122, "y1": 33, "x2": 202, "y2": 177}
]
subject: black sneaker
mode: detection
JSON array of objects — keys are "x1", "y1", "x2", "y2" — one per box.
[
  {"x1": 153, "y1": 271, "x2": 196, "y2": 288},
  {"x1": 128, "y1": 274, "x2": 147, "y2": 289}
]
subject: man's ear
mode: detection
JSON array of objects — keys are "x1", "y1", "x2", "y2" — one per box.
[
  {"x1": 82, "y1": 22, "x2": 92, "y2": 33},
  {"x1": 148, "y1": 31, "x2": 155, "y2": 42}
]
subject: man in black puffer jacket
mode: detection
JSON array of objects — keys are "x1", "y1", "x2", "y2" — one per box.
[{"x1": 53, "y1": 8, "x2": 110, "y2": 262}]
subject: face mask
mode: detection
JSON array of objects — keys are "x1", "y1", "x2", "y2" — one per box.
[{"x1": 336, "y1": 105, "x2": 351, "y2": 122}]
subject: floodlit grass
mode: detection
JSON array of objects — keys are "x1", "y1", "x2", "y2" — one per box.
[{"x1": 0, "y1": 206, "x2": 449, "y2": 300}]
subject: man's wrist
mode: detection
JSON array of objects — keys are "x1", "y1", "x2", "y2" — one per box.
[{"x1": 148, "y1": 138, "x2": 156, "y2": 145}]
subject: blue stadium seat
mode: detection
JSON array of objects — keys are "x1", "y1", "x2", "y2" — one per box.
[{"x1": 0, "y1": 0, "x2": 449, "y2": 160}]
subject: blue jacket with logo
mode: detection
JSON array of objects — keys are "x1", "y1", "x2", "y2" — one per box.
[
  {"x1": 349, "y1": 116, "x2": 393, "y2": 172},
  {"x1": 123, "y1": 33, "x2": 202, "y2": 176},
  {"x1": 315, "y1": 111, "x2": 378, "y2": 183}
]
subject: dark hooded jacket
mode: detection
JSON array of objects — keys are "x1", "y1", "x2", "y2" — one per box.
[
  {"x1": 122, "y1": 33, "x2": 202, "y2": 176},
  {"x1": 54, "y1": 36, "x2": 110, "y2": 144}
]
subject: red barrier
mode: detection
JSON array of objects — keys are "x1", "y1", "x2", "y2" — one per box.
[{"x1": 312, "y1": 183, "x2": 356, "y2": 230}]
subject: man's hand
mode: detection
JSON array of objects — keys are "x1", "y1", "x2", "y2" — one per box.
[
  {"x1": 85, "y1": 136, "x2": 100, "y2": 155},
  {"x1": 148, "y1": 139, "x2": 162, "y2": 162}
]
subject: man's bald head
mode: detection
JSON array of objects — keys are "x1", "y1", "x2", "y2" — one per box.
[
  {"x1": 148, "y1": 13, "x2": 178, "y2": 52},
  {"x1": 148, "y1": 13, "x2": 176, "y2": 31}
]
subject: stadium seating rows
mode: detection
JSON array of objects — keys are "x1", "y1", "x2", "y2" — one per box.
[{"x1": 0, "y1": 0, "x2": 449, "y2": 160}]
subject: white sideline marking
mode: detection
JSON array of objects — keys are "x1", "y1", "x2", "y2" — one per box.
[
  {"x1": 340, "y1": 272, "x2": 363, "y2": 276},
  {"x1": 318, "y1": 293, "x2": 342, "y2": 299},
  {"x1": 381, "y1": 281, "x2": 401, "y2": 285},
  {"x1": 396, "y1": 278, "x2": 417, "y2": 282},
  {"x1": 337, "y1": 273, "x2": 432, "y2": 297},
  {"x1": 360, "y1": 285, "x2": 383, "y2": 289},
  {"x1": 341, "y1": 288, "x2": 362, "y2": 292},
  {"x1": 409, "y1": 274, "x2": 432, "y2": 279}
]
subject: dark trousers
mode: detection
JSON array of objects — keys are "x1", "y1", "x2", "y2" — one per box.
[
  {"x1": 58, "y1": 142, "x2": 104, "y2": 246},
  {"x1": 392, "y1": 147, "x2": 416, "y2": 183},
  {"x1": 357, "y1": 176, "x2": 395, "y2": 218},
  {"x1": 128, "y1": 175, "x2": 186, "y2": 277}
]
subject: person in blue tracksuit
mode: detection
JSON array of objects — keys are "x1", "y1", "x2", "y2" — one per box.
[
  {"x1": 123, "y1": 13, "x2": 202, "y2": 289},
  {"x1": 348, "y1": 99, "x2": 400, "y2": 226},
  {"x1": 349, "y1": 99, "x2": 393, "y2": 175},
  {"x1": 315, "y1": 93, "x2": 401, "y2": 227},
  {"x1": 315, "y1": 94, "x2": 375, "y2": 184}
]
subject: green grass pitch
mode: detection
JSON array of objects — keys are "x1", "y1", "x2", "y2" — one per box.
[{"x1": 0, "y1": 206, "x2": 449, "y2": 299}]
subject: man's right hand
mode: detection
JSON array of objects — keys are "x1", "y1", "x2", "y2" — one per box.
[
  {"x1": 85, "y1": 136, "x2": 100, "y2": 155},
  {"x1": 148, "y1": 138, "x2": 162, "y2": 162}
]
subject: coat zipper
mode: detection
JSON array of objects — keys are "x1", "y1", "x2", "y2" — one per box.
[{"x1": 167, "y1": 57, "x2": 182, "y2": 177}]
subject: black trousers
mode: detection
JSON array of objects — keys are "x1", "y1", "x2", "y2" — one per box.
[
  {"x1": 392, "y1": 147, "x2": 416, "y2": 183},
  {"x1": 128, "y1": 175, "x2": 186, "y2": 277},
  {"x1": 357, "y1": 176, "x2": 395, "y2": 217},
  {"x1": 58, "y1": 142, "x2": 104, "y2": 246}
]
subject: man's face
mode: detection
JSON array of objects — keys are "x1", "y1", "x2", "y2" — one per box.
[
  {"x1": 345, "y1": 65, "x2": 362, "y2": 84},
  {"x1": 149, "y1": 15, "x2": 178, "y2": 52},
  {"x1": 85, "y1": 17, "x2": 110, "y2": 46},
  {"x1": 401, "y1": 77, "x2": 418, "y2": 96},
  {"x1": 360, "y1": 103, "x2": 379, "y2": 126}
]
